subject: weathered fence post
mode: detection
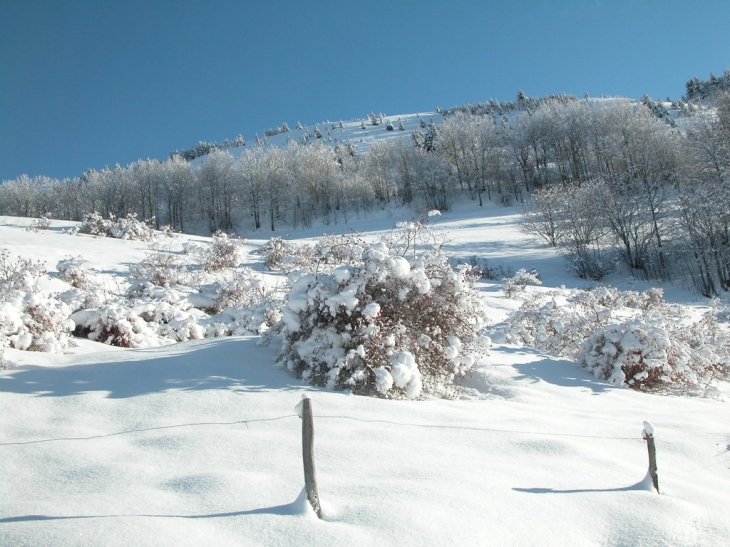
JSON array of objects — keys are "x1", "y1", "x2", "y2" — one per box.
[
  {"x1": 301, "y1": 396, "x2": 322, "y2": 518},
  {"x1": 642, "y1": 421, "x2": 659, "y2": 493}
]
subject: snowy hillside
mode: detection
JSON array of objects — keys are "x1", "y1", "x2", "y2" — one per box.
[
  {"x1": 2, "y1": 203, "x2": 730, "y2": 546},
  {"x1": 189, "y1": 110, "x2": 439, "y2": 164}
]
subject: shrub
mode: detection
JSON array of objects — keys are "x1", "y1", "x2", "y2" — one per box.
[
  {"x1": 26, "y1": 213, "x2": 51, "y2": 233},
  {"x1": 506, "y1": 286, "x2": 730, "y2": 393},
  {"x1": 1, "y1": 291, "x2": 74, "y2": 353},
  {"x1": 0, "y1": 249, "x2": 74, "y2": 353},
  {"x1": 277, "y1": 233, "x2": 491, "y2": 399},
  {"x1": 76, "y1": 212, "x2": 155, "y2": 241},
  {"x1": 505, "y1": 287, "x2": 668, "y2": 358},
  {"x1": 129, "y1": 249, "x2": 189, "y2": 288},
  {"x1": 502, "y1": 268, "x2": 542, "y2": 298},
  {"x1": 204, "y1": 231, "x2": 244, "y2": 273},
  {"x1": 209, "y1": 267, "x2": 267, "y2": 314},
  {"x1": 579, "y1": 318, "x2": 730, "y2": 393},
  {"x1": 313, "y1": 234, "x2": 365, "y2": 266},
  {"x1": 57, "y1": 256, "x2": 93, "y2": 289},
  {"x1": 72, "y1": 297, "x2": 207, "y2": 348},
  {"x1": 450, "y1": 255, "x2": 514, "y2": 281},
  {"x1": 0, "y1": 248, "x2": 46, "y2": 292}
]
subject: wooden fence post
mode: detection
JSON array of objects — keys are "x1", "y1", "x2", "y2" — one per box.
[
  {"x1": 301, "y1": 397, "x2": 322, "y2": 518},
  {"x1": 642, "y1": 421, "x2": 659, "y2": 493}
]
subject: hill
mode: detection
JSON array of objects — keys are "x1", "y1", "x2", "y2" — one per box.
[{"x1": 2, "y1": 201, "x2": 730, "y2": 546}]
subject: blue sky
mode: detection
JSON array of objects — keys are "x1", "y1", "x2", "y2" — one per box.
[{"x1": 1, "y1": 0, "x2": 728, "y2": 182}]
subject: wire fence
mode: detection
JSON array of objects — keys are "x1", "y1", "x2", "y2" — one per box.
[
  {"x1": 2, "y1": 402, "x2": 729, "y2": 516},
  {"x1": 2, "y1": 411, "x2": 725, "y2": 446}
]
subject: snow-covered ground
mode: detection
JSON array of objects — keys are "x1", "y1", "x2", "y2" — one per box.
[{"x1": 2, "y1": 202, "x2": 730, "y2": 546}]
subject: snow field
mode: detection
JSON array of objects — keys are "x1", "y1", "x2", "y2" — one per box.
[
  {"x1": 2, "y1": 338, "x2": 729, "y2": 546},
  {"x1": 2, "y1": 203, "x2": 730, "y2": 546}
]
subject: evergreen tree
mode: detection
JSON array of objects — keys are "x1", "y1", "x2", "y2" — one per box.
[
  {"x1": 412, "y1": 128, "x2": 425, "y2": 149},
  {"x1": 424, "y1": 121, "x2": 438, "y2": 152}
]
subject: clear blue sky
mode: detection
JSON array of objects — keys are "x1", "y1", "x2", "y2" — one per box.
[{"x1": 1, "y1": 0, "x2": 728, "y2": 182}]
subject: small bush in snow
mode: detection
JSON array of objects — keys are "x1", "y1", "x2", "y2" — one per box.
[
  {"x1": 507, "y1": 286, "x2": 730, "y2": 393},
  {"x1": 277, "y1": 233, "x2": 490, "y2": 399},
  {"x1": 72, "y1": 289, "x2": 210, "y2": 347},
  {"x1": 209, "y1": 267, "x2": 268, "y2": 314},
  {"x1": 0, "y1": 248, "x2": 46, "y2": 293},
  {"x1": 450, "y1": 255, "x2": 514, "y2": 281},
  {"x1": 26, "y1": 213, "x2": 51, "y2": 233},
  {"x1": 204, "y1": 231, "x2": 244, "y2": 273},
  {"x1": 73, "y1": 304, "x2": 156, "y2": 348},
  {"x1": 56, "y1": 256, "x2": 93, "y2": 289},
  {"x1": 76, "y1": 212, "x2": 155, "y2": 241},
  {"x1": 384, "y1": 213, "x2": 448, "y2": 260},
  {"x1": 129, "y1": 249, "x2": 189, "y2": 288},
  {"x1": 0, "y1": 249, "x2": 74, "y2": 353},
  {"x1": 76, "y1": 212, "x2": 111, "y2": 237},
  {"x1": 506, "y1": 287, "x2": 669, "y2": 358},
  {"x1": 1, "y1": 291, "x2": 74, "y2": 353},
  {"x1": 253, "y1": 237, "x2": 315, "y2": 274},
  {"x1": 579, "y1": 317, "x2": 730, "y2": 393},
  {"x1": 502, "y1": 268, "x2": 542, "y2": 298},
  {"x1": 313, "y1": 234, "x2": 365, "y2": 266}
]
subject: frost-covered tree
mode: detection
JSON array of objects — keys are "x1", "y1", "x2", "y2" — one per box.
[{"x1": 198, "y1": 150, "x2": 237, "y2": 231}]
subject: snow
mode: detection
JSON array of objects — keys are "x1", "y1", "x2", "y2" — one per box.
[{"x1": 2, "y1": 204, "x2": 730, "y2": 546}]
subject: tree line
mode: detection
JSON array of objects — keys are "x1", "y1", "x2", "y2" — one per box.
[
  {"x1": 2, "y1": 89, "x2": 728, "y2": 294},
  {"x1": 519, "y1": 93, "x2": 729, "y2": 295}
]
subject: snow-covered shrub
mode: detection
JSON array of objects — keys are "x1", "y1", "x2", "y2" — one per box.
[
  {"x1": 111, "y1": 213, "x2": 156, "y2": 241},
  {"x1": 55, "y1": 257, "x2": 110, "y2": 312},
  {"x1": 450, "y1": 256, "x2": 513, "y2": 281},
  {"x1": 313, "y1": 234, "x2": 366, "y2": 266},
  {"x1": 0, "y1": 249, "x2": 74, "y2": 353},
  {"x1": 159, "y1": 224, "x2": 176, "y2": 237},
  {"x1": 56, "y1": 256, "x2": 93, "y2": 289},
  {"x1": 579, "y1": 316, "x2": 730, "y2": 393},
  {"x1": 76, "y1": 212, "x2": 155, "y2": 241},
  {"x1": 76, "y1": 212, "x2": 113, "y2": 237},
  {"x1": 1, "y1": 291, "x2": 74, "y2": 352},
  {"x1": 277, "y1": 234, "x2": 491, "y2": 399},
  {"x1": 254, "y1": 237, "x2": 313, "y2": 272},
  {"x1": 72, "y1": 304, "x2": 160, "y2": 348},
  {"x1": 217, "y1": 297, "x2": 284, "y2": 335},
  {"x1": 129, "y1": 249, "x2": 189, "y2": 288},
  {"x1": 565, "y1": 247, "x2": 615, "y2": 281},
  {"x1": 580, "y1": 321, "x2": 686, "y2": 389},
  {"x1": 1, "y1": 248, "x2": 46, "y2": 292},
  {"x1": 384, "y1": 212, "x2": 447, "y2": 260},
  {"x1": 506, "y1": 287, "x2": 669, "y2": 359},
  {"x1": 0, "y1": 350, "x2": 10, "y2": 370},
  {"x1": 204, "y1": 231, "x2": 244, "y2": 272},
  {"x1": 26, "y1": 213, "x2": 51, "y2": 233},
  {"x1": 256, "y1": 237, "x2": 288, "y2": 270},
  {"x1": 72, "y1": 288, "x2": 210, "y2": 347},
  {"x1": 502, "y1": 268, "x2": 542, "y2": 298},
  {"x1": 209, "y1": 267, "x2": 267, "y2": 314},
  {"x1": 507, "y1": 286, "x2": 730, "y2": 393}
]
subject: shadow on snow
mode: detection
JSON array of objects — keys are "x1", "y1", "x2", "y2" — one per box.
[{"x1": 0, "y1": 337, "x2": 301, "y2": 398}]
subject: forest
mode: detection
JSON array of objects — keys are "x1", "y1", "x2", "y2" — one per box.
[{"x1": 2, "y1": 78, "x2": 729, "y2": 296}]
